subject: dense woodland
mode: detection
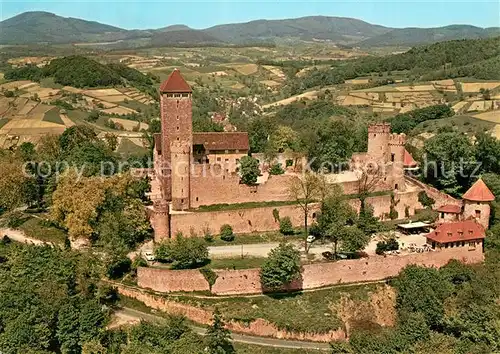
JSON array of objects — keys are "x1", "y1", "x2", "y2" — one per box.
[
  {"x1": 4, "y1": 55, "x2": 160, "y2": 96},
  {"x1": 283, "y1": 37, "x2": 500, "y2": 94}
]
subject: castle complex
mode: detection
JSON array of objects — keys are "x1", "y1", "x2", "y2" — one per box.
[{"x1": 150, "y1": 69, "x2": 494, "y2": 243}]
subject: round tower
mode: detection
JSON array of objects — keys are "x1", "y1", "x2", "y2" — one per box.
[
  {"x1": 170, "y1": 140, "x2": 191, "y2": 211},
  {"x1": 462, "y1": 178, "x2": 495, "y2": 229},
  {"x1": 389, "y1": 133, "x2": 407, "y2": 191},
  {"x1": 153, "y1": 199, "x2": 170, "y2": 242},
  {"x1": 367, "y1": 123, "x2": 391, "y2": 163}
]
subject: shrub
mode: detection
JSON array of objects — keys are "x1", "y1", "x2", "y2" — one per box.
[
  {"x1": 199, "y1": 267, "x2": 218, "y2": 291},
  {"x1": 3, "y1": 211, "x2": 27, "y2": 228},
  {"x1": 4, "y1": 90, "x2": 14, "y2": 98},
  {"x1": 107, "y1": 258, "x2": 132, "y2": 279},
  {"x1": 279, "y1": 216, "x2": 294, "y2": 235},
  {"x1": 375, "y1": 238, "x2": 399, "y2": 255},
  {"x1": 220, "y1": 224, "x2": 235, "y2": 242},
  {"x1": 269, "y1": 163, "x2": 285, "y2": 175},
  {"x1": 156, "y1": 233, "x2": 209, "y2": 269},
  {"x1": 203, "y1": 226, "x2": 214, "y2": 242},
  {"x1": 260, "y1": 242, "x2": 301, "y2": 290},
  {"x1": 418, "y1": 191, "x2": 435, "y2": 208},
  {"x1": 309, "y1": 222, "x2": 321, "y2": 237}
]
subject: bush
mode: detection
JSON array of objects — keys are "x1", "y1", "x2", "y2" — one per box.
[
  {"x1": 203, "y1": 226, "x2": 214, "y2": 242},
  {"x1": 269, "y1": 163, "x2": 285, "y2": 175},
  {"x1": 418, "y1": 191, "x2": 435, "y2": 208},
  {"x1": 107, "y1": 258, "x2": 132, "y2": 279},
  {"x1": 3, "y1": 211, "x2": 28, "y2": 228},
  {"x1": 279, "y1": 216, "x2": 294, "y2": 235},
  {"x1": 4, "y1": 90, "x2": 14, "y2": 98},
  {"x1": 199, "y1": 267, "x2": 218, "y2": 291},
  {"x1": 156, "y1": 233, "x2": 209, "y2": 269},
  {"x1": 375, "y1": 238, "x2": 399, "y2": 255},
  {"x1": 260, "y1": 242, "x2": 301, "y2": 290},
  {"x1": 220, "y1": 224, "x2": 235, "y2": 242}
]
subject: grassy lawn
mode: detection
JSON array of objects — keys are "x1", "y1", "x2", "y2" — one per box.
[
  {"x1": 194, "y1": 200, "x2": 299, "y2": 212},
  {"x1": 207, "y1": 232, "x2": 303, "y2": 246},
  {"x1": 173, "y1": 283, "x2": 377, "y2": 334},
  {"x1": 18, "y1": 216, "x2": 67, "y2": 244},
  {"x1": 66, "y1": 109, "x2": 89, "y2": 124},
  {"x1": 0, "y1": 118, "x2": 9, "y2": 129},
  {"x1": 412, "y1": 114, "x2": 496, "y2": 136},
  {"x1": 209, "y1": 256, "x2": 267, "y2": 270},
  {"x1": 42, "y1": 107, "x2": 64, "y2": 125},
  {"x1": 40, "y1": 77, "x2": 63, "y2": 89},
  {"x1": 234, "y1": 344, "x2": 323, "y2": 354},
  {"x1": 116, "y1": 137, "x2": 148, "y2": 156},
  {"x1": 120, "y1": 100, "x2": 149, "y2": 112}
]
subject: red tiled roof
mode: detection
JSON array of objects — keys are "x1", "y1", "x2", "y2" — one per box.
[
  {"x1": 426, "y1": 220, "x2": 485, "y2": 244},
  {"x1": 159, "y1": 69, "x2": 192, "y2": 93},
  {"x1": 403, "y1": 149, "x2": 418, "y2": 167},
  {"x1": 437, "y1": 204, "x2": 462, "y2": 214},
  {"x1": 193, "y1": 132, "x2": 249, "y2": 151},
  {"x1": 462, "y1": 179, "x2": 495, "y2": 202}
]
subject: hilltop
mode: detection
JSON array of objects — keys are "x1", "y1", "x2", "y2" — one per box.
[{"x1": 0, "y1": 11, "x2": 498, "y2": 47}]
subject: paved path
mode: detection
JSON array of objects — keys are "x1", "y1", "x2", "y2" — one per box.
[
  {"x1": 117, "y1": 307, "x2": 331, "y2": 351},
  {"x1": 208, "y1": 241, "x2": 333, "y2": 259},
  {"x1": 0, "y1": 227, "x2": 50, "y2": 246}
]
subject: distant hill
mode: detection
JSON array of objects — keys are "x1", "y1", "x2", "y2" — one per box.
[
  {"x1": 0, "y1": 11, "x2": 128, "y2": 44},
  {"x1": 203, "y1": 16, "x2": 391, "y2": 43},
  {"x1": 357, "y1": 25, "x2": 500, "y2": 47},
  {"x1": 0, "y1": 11, "x2": 497, "y2": 47}
]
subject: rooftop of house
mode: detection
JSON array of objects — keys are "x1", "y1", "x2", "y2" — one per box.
[
  {"x1": 159, "y1": 69, "x2": 192, "y2": 93},
  {"x1": 437, "y1": 204, "x2": 462, "y2": 214},
  {"x1": 462, "y1": 179, "x2": 495, "y2": 202},
  {"x1": 426, "y1": 220, "x2": 485, "y2": 244},
  {"x1": 403, "y1": 149, "x2": 418, "y2": 167},
  {"x1": 154, "y1": 132, "x2": 249, "y2": 154},
  {"x1": 193, "y1": 132, "x2": 249, "y2": 151}
]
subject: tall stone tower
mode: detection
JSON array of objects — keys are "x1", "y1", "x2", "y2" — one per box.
[
  {"x1": 388, "y1": 132, "x2": 406, "y2": 191},
  {"x1": 367, "y1": 123, "x2": 390, "y2": 163},
  {"x1": 462, "y1": 178, "x2": 495, "y2": 229},
  {"x1": 159, "y1": 69, "x2": 192, "y2": 210}
]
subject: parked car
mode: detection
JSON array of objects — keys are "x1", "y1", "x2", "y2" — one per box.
[
  {"x1": 144, "y1": 252, "x2": 155, "y2": 261},
  {"x1": 306, "y1": 235, "x2": 316, "y2": 243},
  {"x1": 322, "y1": 251, "x2": 368, "y2": 260}
]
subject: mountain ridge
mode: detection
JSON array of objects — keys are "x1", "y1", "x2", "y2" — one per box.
[{"x1": 0, "y1": 11, "x2": 498, "y2": 47}]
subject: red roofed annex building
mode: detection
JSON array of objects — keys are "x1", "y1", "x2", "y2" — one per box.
[
  {"x1": 426, "y1": 220, "x2": 485, "y2": 251},
  {"x1": 435, "y1": 179, "x2": 495, "y2": 230},
  {"x1": 427, "y1": 178, "x2": 495, "y2": 250}
]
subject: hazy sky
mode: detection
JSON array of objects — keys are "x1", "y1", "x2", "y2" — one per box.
[{"x1": 1, "y1": 1, "x2": 499, "y2": 29}]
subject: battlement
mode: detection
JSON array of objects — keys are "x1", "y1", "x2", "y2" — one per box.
[
  {"x1": 389, "y1": 133, "x2": 406, "y2": 146},
  {"x1": 368, "y1": 123, "x2": 391, "y2": 134}
]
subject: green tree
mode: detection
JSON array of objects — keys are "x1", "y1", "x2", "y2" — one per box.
[
  {"x1": 104, "y1": 133, "x2": 118, "y2": 151},
  {"x1": 219, "y1": 224, "x2": 235, "y2": 242},
  {"x1": 205, "y1": 308, "x2": 235, "y2": 354},
  {"x1": 238, "y1": 156, "x2": 260, "y2": 185},
  {"x1": 155, "y1": 233, "x2": 208, "y2": 269},
  {"x1": 279, "y1": 216, "x2": 294, "y2": 235},
  {"x1": 316, "y1": 188, "x2": 358, "y2": 258},
  {"x1": 357, "y1": 202, "x2": 381, "y2": 235},
  {"x1": 260, "y1": 242, "x2": 301, "y2": 290},
  {"x1": 288, "y1": 172, "x2": 326, "y2": 247},
  {"x1": 423, "y1": 132, "x2": 476, "y2": 196}
]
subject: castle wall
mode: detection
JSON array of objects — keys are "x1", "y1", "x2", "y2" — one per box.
[
  {"x1": 162, "y1": 191, "x2": 419, "y2": 238},
  {"x1": 405, "y1": 176, "x2": 462, "y2": 208},
  {"x1": 189, "y1": 172, "x2": 293, "y2": 208},
  {"x1": 137, "y1": 247, "x2": 484, "y2": 295}
]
